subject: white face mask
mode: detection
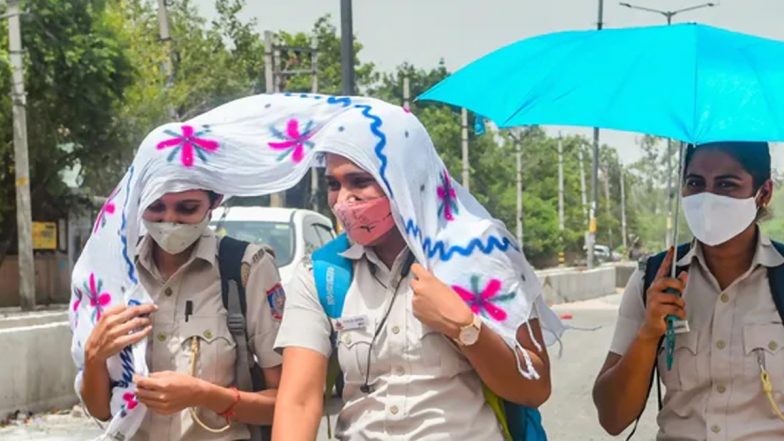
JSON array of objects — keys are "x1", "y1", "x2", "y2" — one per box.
[
  {"x1": 143, "y1": 216, "x2": 209, "y2": 255},
  {"x1": 682, "y1": 192, "x2": 759, "y2": 247}
]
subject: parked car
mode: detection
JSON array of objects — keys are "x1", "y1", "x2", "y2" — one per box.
[
  {"x1": 582, "y1": 244, "x2": 621, "y2": 264},
  {"x1": 210, "y1": 206, "x2": 335, "y2": 287}
]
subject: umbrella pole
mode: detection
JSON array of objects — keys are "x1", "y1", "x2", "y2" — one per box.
[{"x1": 670, "y1": 141, "x2": 687, "y2": 279}]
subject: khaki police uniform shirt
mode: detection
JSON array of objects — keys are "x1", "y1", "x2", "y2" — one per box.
[
  {"x1": 610, "y1": 233, "x2": 784, "y2": 441},
  {"x1": 274, "y1": 244, "x2": 505, "y2": 441},
  {"x1": 132, "y1": 231, "x2": 283, "y2": 441}
]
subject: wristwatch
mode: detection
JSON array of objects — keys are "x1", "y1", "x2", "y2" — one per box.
[{"x1": 454, "y1": 314, "x2": 482, "y2": 346}]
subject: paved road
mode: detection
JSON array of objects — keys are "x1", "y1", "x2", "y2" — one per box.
[{"x1": 1, "y1": 294, "x2": 658, "y2": 440}]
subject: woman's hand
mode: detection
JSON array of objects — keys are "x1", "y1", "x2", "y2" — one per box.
[
  {"x1": 640, "y1": 247, "x2": 688, "y2": 341},
  {"x1": 84, "y1": 304, "x2": 157, "y2": 365},
  {"x1": 134, "y1": 371, "x2": 207, "y2": 415},
  {"x1": 410, "y1": 263, "x2": 473, "y2": 339}
]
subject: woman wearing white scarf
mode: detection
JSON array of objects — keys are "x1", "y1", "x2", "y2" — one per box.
[{"x1": 70, "y1": 93, "x2": 563, "y2": 441}]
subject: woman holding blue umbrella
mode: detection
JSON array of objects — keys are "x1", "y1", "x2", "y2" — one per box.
[{"x1": 593, "y1": 141, "x2": 784, "y2": 440}]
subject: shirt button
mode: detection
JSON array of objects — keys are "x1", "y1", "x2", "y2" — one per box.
[
  {"x1": 711, "y1": 425, "x2": 721, "y2": 434},
  {"x1": 343, "y1": 335, "x2": 352, "y2": 345},
  {"x1": 716, "y1": 340, "x2": 727, "y2": 350},
  {"x1": 390, "y1": 405, "x2": 399, "y2": 415},
  {"x1": 720, "y1": 293, "x2": 729, "y2": 303},
  {"x1": 770, "y1": 341, "x2": 779, "y2": 351},
  {"x1": 203, "y1": 330, "x2": 213, "y2": 339},
  {"x1": 717, "y1": 384, "x2": 727, "y2": 394},
  {"x1": 391, "y1": 325, "x2": 401, "y2": 335},
  {"x1": 395, "y1": 366, "x2": 405, "y2": 375},
  {"x1": 157, "y1": 333, "x2": 166, "y2": 342},
  {"x1": 164, "y1": 287, "x2": 172, "y2": 296}
]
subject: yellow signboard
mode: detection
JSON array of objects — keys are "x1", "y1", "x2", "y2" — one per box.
[{"x1": 32, "y1": 222, "x2": 57, "y2": 250}]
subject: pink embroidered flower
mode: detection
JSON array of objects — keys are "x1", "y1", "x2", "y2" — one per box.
[
  {"x1": 453, "y1": 276, "x2": 516, "y2": 322},
  {"x1": 268, "y1": 119, "x2": 316, "y2": 163},
  {"x1": 93, "y1": 186, "x2": 119, "y2": 233},
  {"x1": 84, "y1": 273, "x2": 111, "y2": 322},
  {"x1": 157, "y1": 125, "x2": 219, "y2": 167},
  {"x1": 437, "y1": 170, "x2": 459, "y2": 221},
  {"x1": 72, "y1": 287, "x2": 82, "y2": 312},
  {"x1": 122, "y1": 392, "x2": 139, "y2": 411}
]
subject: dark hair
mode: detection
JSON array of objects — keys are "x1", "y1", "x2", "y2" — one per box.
[
  {"x1": 683, "y1": 141, "x2": 771, "y2": 190},
  {"x1": 206, "y1": 190, "x2": 222, "y2": 206}
]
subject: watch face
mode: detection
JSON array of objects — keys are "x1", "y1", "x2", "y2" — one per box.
[{"x1": 460, "y1": 325, "x2": 480, "y2": 346}]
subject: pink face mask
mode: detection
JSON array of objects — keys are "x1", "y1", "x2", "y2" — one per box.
[{"x1": 333, "y1": 197, "x2": 396, "y2": 246}]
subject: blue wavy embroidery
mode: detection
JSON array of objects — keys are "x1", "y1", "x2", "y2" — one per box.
[
  {"x1": 120, "y1": 166, "x2": 137, "y2": 284},
  {"x1": 352, "y1": 103, "x2": 392, "y2": 196},
  {"x1": 405, "y1": 219, "x2": 519, "y2": 261},
  {"x1": 110, "y1": 344, "x2": 134, "y2": 390}
]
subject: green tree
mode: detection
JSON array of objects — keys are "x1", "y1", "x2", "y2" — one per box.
[{"x1": 0, "y1": 0, "x2": 133, "y2": 263}]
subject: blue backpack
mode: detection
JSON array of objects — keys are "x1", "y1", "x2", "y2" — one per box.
[{"x1": 312, "y1": 233, "x2": 548, "y2": 441}]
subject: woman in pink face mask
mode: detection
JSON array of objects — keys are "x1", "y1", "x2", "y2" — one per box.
[{"x1": 273, "y1": 151, "x2": 553, "y2": 441}]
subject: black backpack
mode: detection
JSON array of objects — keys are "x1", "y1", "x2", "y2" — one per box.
[
  {"x1": 626, "y1": 240, "x2": 784, "y2": 440},
  {"x1": 218, "y1": 236, "x2": 270, "y2": 441}
]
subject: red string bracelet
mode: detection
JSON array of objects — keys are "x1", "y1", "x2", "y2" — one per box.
[{"x1": 217, "y1": 387, "x2": 240, "y2": 424}]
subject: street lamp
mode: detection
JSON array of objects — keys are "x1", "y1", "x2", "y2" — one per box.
[
  {"x1": 619, "y1": 1, "x2": 717, "y2": 247},
  {"x1": 619, "y1": 2, "x2": 716, "y2": 25}
]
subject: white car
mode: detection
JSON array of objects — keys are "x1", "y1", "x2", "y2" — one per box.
[{"x1": 210, "y1": 206, "x2": 335, "y2": 287}]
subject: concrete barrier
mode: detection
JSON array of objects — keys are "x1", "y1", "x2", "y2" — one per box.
[
  {"x1": 614, "y1": 262, "x2": 639, "y2": 289},
  {"x1": 536, "y1": 266, "x2": 617, "y2": 305},
  {"x1": 0, "y1": 311, "x2": 77, "y2": 418}
]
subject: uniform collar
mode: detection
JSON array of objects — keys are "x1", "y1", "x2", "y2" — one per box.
[
  {"x1": 676, "y1": 231, "x2": 784, "y2": 269},
  {"x1": 338, "y1": 241, "x2": 412, "y2": 279}
]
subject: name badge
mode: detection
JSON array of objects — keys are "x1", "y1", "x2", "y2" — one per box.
[
  {"x1": 672, "y1": 319, "x2": 690, "y2": 335},
  {"x1": 333, "y1": 315, "x2": 368, "y2": 332}
]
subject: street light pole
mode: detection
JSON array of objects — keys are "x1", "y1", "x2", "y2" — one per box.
[
  {"x1": 340, "y1": 0, "x2": 355, "y2": 95},
  {"x1": 587, "y1": 0, "x2": 604, "y2": 269},
  {"x1": 5, "y1": 1, "x2": 35, "y2": 310},
  {"x1": 619, "y1": 2, "x2": 716, "y2": 248}
]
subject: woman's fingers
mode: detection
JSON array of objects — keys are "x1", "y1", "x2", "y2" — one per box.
[
  {"x1": 111, "y1": 326, "x2": 152, "y2": 352},
  {"x1": 109, "y1": 317, "x2": 151, "y2": 339}
]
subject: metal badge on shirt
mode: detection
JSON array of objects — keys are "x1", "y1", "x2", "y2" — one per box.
[{"x1": 333, "y1": 315, "x2": 369, "y2": 332}]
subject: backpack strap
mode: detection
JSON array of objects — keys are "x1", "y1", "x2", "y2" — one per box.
[
  {"x1": 767, "y1": 241, "x2": 784, "y2": 324},
  {"x1": 218, "y1": 236, "x2": 267, "y2": 441},
  {"x1": 313, "y1": 233, "x2": 354, "y2": 319},
  {"x1": 626, "y1": 243, "x2": 691, "y2": 441},
  {"x1": 312, "y1": 233, "x2": 354, "y2": 440}
]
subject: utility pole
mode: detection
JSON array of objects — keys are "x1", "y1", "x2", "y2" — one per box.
[
  {"x1": 603, "y1": 167, "x2": 613, "y2": 251},
  {"x1": 157, "y1": 0, "x2": 177, "y2": 120},
  {"x1": 620, "y1": 2, "x2": 716, "y2": 248},
  {"x1": 310, "y1": 38, "x2": 320, "y2": 212},
  {"x1": 461, "y1": 108, "x2": 470, "y2": 191},
  {"x1": 587, "y1": 0, "x2": 604, "y2": 269},
  {"x1": 340, "y1": 0, "x2": 355, "y2": 95},
  {"x1": 558, "y1": 135, "x2": 565, "y2": 233},
  {"x1": 514, "y1": 131, "x2": 524, "y2": 246},
  {"x1": 558, "y1": 134, "x2": 566, "y2": 266},
  {"x1": 402, "y1": 74, "x2": 411, "y2": 111},
  {"x1": 621, "y1": 167, "x2": 628, "y2": 252},
  {"x1": 265, "y1": 31, "x2": 285, "y2": 208},
  {"x1": 578, "y1": 146, "x2": 588, "y2": 223},
  {"x1": 6, "y1": 0, "x2": 35, "y2": 310}
]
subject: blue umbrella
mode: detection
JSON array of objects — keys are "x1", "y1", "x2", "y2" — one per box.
[{"x1": 419, "y1": 23, "x2": 784, "y2": 144}]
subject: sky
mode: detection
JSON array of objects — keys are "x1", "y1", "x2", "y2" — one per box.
[{"x1": 192, "y1": 0, "x2": 784, "y2": 168}]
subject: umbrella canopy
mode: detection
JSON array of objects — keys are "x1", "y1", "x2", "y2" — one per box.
[{"x1": 420, "y1": 23, "x2": 784, "y2": 144}]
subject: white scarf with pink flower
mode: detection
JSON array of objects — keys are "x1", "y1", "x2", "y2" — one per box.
[{"x1": 70, "y1": 93, "x2": 564, "y2": 439}]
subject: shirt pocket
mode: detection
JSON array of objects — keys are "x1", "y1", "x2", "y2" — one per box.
[
  {"x1": 336, "y1": 327, "x2": 376, "y2": 385},
  {"x1": 659, "y1": 329, "x2": 700, "y2": 392},
  {"x1": 743, "y1": 323, "x2": 784, "y2": 381},
  {"x1": 407, "y1": 317, "x2": 464, "y2": 376},
  {"x1": 178, "y1": 315, "x2": 236, "y2": 385}
]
